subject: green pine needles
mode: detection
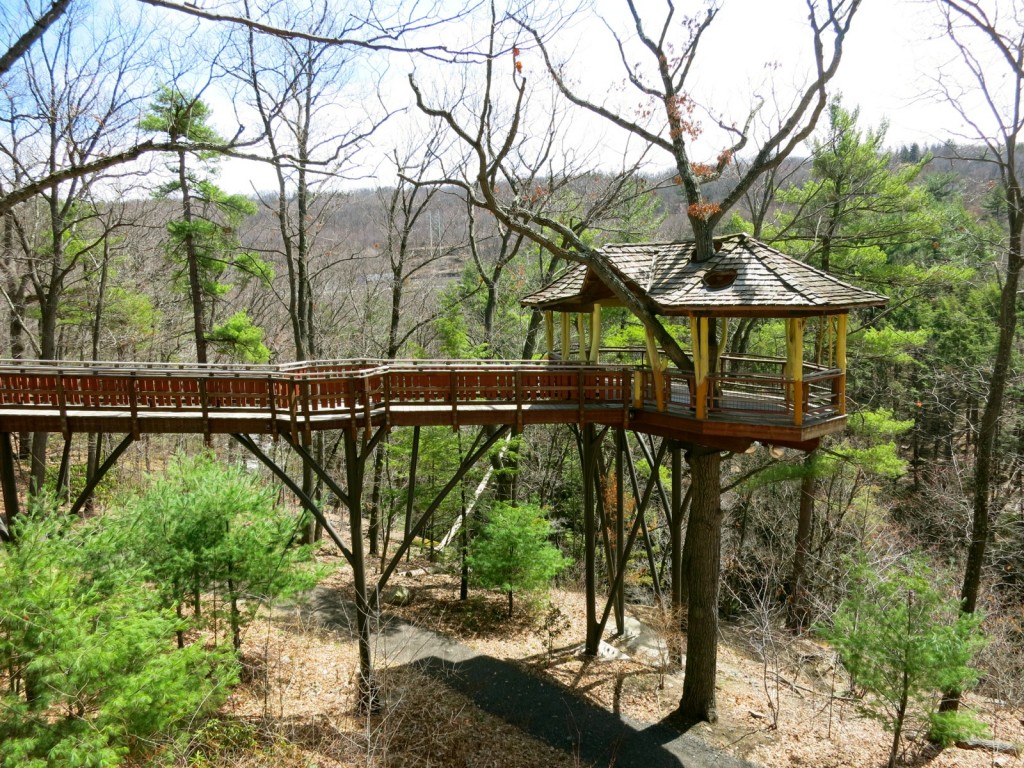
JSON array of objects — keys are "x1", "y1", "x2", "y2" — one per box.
[
  {"x1": 468, "y1": 502, "x2": 570, "y2": 618},
  {"x1": 822, "y1": 557, "x2": 988, "y2": 768},
  {"x1": 0, "y1": 454, "x2": 320, "y2": 766},
  {"x1": 0, "y1": 500, "x2": 235, "y2": 767}
]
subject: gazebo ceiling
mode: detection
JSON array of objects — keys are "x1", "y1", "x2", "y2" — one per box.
[{"x1": 521, "y1": 233, "x2": 888, "y2": 317}]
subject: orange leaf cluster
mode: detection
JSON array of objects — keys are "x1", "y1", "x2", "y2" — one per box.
[
  {"x1": 717, "y1": 149, "x2": 733, "y2": 166},
  {"x1": 665, "y1": 93, "x2": 700, "y2": 141},
  {"x1": 690, "y1": 162, "x2": 715, "y2": 178},
  {"x1": 515, "y1": 60, "x2": 523, "y2": 73},
  {"x1": 687, "y1": 202, "x2": 720, "y2": 220}
]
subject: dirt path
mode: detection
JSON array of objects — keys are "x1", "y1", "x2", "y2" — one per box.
[{"x1": 315, "y1": 587, "x2": 758, "y2": 768}]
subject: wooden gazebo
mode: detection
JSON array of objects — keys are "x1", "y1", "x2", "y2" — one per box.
[{"x1": 522, "y1": 232, "x2": 887, "y2": 450}]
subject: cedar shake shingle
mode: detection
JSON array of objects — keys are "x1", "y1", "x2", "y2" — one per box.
[{"x1": 521, "y1": 233, "x2": 887, "y2": 317}]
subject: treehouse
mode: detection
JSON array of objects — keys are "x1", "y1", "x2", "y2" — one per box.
[{"x1": 521, "y1": 232, "x2": 887, "y2": 452}]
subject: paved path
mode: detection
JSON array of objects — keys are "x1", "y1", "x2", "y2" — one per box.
[{"x1": 314, "y1": 588, "x2": 758, "y2": 768}]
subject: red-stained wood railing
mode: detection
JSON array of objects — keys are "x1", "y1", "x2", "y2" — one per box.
[
  {"x1": 0, "y1": 356, "x2": 844, "y2": 435},
  {"x1": 0, "y1": 360, "x2": 636, "y2": 434}
]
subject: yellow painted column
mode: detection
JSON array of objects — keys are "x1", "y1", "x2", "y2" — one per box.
[
  {"x1": 697, "y1": 317, "x2": 709, "y2": 419},
  {"x1": 787, "y1": 318, "x2": 805, "y2": 426},
  {"x1": 836, "y1": 314, "x2": 847, "y2": 415},
  {"x1": 589, "y1": 303, "x2": 602, "y2": 363},
  {"x1": 576, "y1": 314, "x2": 586, "y2": 360},
  {"x1": 561, "y1": 313, "x2": 571, "y2": 359},
  {"x1": 544, "y1": 311, "x2": 554, "y2": 358},
  {"x1": 644, "y1": 326, "x2": 665, "y2": 411}
]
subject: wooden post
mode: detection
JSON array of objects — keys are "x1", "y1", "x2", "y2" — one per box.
[
  {"x1": 560, "y1": 313, "x2": 571, "y2": 360},
  {"x1": 344, "y1": 429, "x2": 377, "y2": 710},
  {"x1": 787, "y1": 318, "x2": 805, "y2": 426},
  {"x1": 582, "y1": 424, "x2": 600, "y2": 655},
  {"x1": 690, "y1": 317, "x2": 709, "y2": 419},
  {"x1": 645, "y1": 326, "x2": 665, "y2": 412},
  {"x1": 544, "y1": 311, "x2": 554, "y2": 358},
  {"x1": 836, "y1": 314, "x2": 847, "y2": 415},
  {"x1": 405, "y1": 426, "x2": 420, "y2": 559},
  {"x1": 589, "y1": 304, "x2": 602, "y2": 363},
  {"x1": 614, "y1": 428, "x2": 625, "y2": 635},
  {"x1": 576, "y1": 313, "x2": 586, "y2": 361}
]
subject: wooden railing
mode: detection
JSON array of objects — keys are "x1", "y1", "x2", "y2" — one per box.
[
  {"x1": 0, "y1": 359, "x2": 634, "y2": 427},
  {"x1": 632, "y1": 357, "x2": 844, "y2": 424},
  {"x1": 0, "y1": 356, "x2": 845, "y2": 432}
]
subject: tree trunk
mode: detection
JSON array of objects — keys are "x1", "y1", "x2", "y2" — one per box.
[
  {"x1": 677, "y1": 448, "x2": 723, "y2": 723},
  {"x1": 943, "y1": 184, "x2": 1022, "y2": 713},
  {"x1": 177, "y1": 149, "x2": 207, "y2": 365},
  {"x1": 787, "y1": 451, "x2": 816, "y2": 632},
  {"x1": 669, "y1": 443, "x2": 685, "y2": 665}
]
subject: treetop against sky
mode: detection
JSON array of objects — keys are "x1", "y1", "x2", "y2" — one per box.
[{"x1": 1, "y1": 0, "x2": 1014, "y2": 199}]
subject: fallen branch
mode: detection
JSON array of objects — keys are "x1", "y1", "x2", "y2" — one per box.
[{"x1": 955, "y1": 738, "x2": 1021, "y2": 756}]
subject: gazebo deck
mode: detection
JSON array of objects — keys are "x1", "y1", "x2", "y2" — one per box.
[{"x1": 0, "y1": 358, "x2": 846, "y2": 451}]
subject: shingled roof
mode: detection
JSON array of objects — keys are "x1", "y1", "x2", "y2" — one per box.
[{"x1": 521, "y1": 233, "x2": 887, "y2": 317}]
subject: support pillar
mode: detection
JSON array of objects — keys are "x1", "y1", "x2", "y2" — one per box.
[
  {"x1": 582, "y1": 423, "x2": 599, "y2": 654},
  {"x1": 404, "y1": 425, "x2": 420, "y2": 559},
  {"x1": 589, "y1": 304, "x2": 602, "y2": 363},
  {"x1": 343, "y1": 429, "x2": 377, "y2": 711},
  {"x1": 561, "y1": 313, "x2": 571, "y2": 360},
  {"x1": 0, "y1": 433, "x2": 18, "y2": 538},
  {"x1": 614, "y1": 428, "x2": 625, "y2": 634},
  {"x1": 576, "y1": 313, "x2": 586, "y2": 361}
]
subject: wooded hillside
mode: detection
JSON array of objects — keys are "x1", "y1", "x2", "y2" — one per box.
[{"x1": 1, "y1": 2, "x2": 1023, "y2": 766}]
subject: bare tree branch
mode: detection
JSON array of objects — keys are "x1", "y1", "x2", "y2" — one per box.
[
  {"x1": 0, "y1": 0, "x2": 72, "y2": 78},
  {"x1": 136, "y1": 0, "x2": 488, "y2": 62}
]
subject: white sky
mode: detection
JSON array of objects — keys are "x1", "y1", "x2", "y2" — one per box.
[{"x1": 214, "y1": 0, "x2": 999, "y2": 193}]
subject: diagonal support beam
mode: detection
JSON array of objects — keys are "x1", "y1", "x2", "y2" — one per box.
[
  {"x1": 0, "y1": 433, "x2": 18, "y2": 540},
  {"x1": 624, "y1": 433, "x2": 666, "y2": 603},
  {"x1": 231, "y1": 433, "x2": 354, "y2": 567},
  {"x1": 69, "y1": 434, "x2": 134, "y2": 518},
  {"x1": 636, "y1": 433, "x2": 674, "y2": 524},
  {"x1": 378, "y1": 424, "x2": 510, "y2": 592},
  {"x1": 280, "y1": 431, "x2": 354, "y2": 510}
]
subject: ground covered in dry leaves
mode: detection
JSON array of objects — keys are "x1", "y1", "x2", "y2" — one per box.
[{"x1": 187, "y1": 547, "x2": 1024, "y2": 767}]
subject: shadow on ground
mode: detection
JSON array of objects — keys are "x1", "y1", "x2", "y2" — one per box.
[
  {"x1": 409, "y1": 653, "x2": 757, "y2": 768},
  {"x1": 311, "y1": 586, "x2": 757, "y2": 768}
]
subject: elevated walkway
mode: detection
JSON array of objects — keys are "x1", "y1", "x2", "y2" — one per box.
[{"x1": 0, "y1": 357, "x2": 845, "y2": 452}]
